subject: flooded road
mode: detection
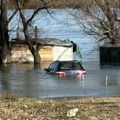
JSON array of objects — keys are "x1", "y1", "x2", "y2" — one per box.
[{"x1": 0, "y1": 62, "x2": 120, "y2": 99}]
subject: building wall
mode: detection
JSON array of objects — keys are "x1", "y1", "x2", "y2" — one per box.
[
  {"x1": 52, "y1": 46, "x2": 73, "y2": 61},
  {"x1": 39, "y1": 46, "x2": 53, "y2": 62},
  {"x1": 11, "y1": 45, "x2": 34, "y2": 63},
  {"x1": 10, "y1": 44, "x2": 73, "y2": 63}
]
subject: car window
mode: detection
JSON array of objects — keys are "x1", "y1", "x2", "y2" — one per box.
[
  {"x1": 49, "y1": 61, "x2": 58, "y2": 71},
  {"x1": 49, "y1": 62, "x2": 55, "y2": 70},
  {"x1": 60, "y1": 62, "x2": 81, "y2": 70}
]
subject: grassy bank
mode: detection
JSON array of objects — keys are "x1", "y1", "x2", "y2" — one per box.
[
  {"x1": 7, "y1": 0, "x2": 118, "y2": 9},
  {"x1": 0, "y1": 96, "x2": 120, "y2": 119},
  {"x1": 7, "y1": 0, "x2": 86, "y2": 9}
]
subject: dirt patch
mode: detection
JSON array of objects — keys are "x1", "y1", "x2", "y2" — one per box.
[{"x1": 0, "y1": 97, "x2": 120, "y2": 120}]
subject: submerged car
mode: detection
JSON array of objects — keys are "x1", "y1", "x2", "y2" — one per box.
[{"x1": 44, "y1": 60, "x2": 86, "y2": 78}]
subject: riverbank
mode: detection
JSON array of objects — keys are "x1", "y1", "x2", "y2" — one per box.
[
  {"x1": 7, "y1": 0, "x2": 118, "y2": 9},
  {"x1": 0, "y1": 96, "x2": 120, "y2": 120},
  {"x1": 7, "y1": 0, "x2": 92, "y2": 9}
]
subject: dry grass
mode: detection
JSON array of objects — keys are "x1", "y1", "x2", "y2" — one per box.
[
  {"x1": 0, "y1": 95, "x2": 120, "y2": 120},
  {"x1": 7, "y1": 0, "x2": 119, "y2": 9}
]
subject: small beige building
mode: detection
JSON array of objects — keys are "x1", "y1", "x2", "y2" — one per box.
[{"x1": 10, "y1": 38, "x2": 74, "y2": 63}]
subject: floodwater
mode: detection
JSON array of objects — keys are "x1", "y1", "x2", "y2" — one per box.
[
  {"x1": 3, "y1": 9, "x2": 120, "y2": 98},
  {"x1": 0, "y1": 62, "x2": 120, "y2": 99}
]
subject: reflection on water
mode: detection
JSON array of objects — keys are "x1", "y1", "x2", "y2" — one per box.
[{"x1": 0, "y1": 62, "x2": 120, "y2": 98}]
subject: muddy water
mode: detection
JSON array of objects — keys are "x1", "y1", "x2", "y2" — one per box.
[{"x1": 0, "y1": 62, "x2": 120, "y2": 99}]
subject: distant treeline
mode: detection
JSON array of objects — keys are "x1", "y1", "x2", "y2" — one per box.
[{"x1": 3, "y1": 0, "x2": 120, "y2": 9}]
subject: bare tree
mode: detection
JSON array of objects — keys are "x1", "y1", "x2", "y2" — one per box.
[
  {"x1": 15, "y1": 0, "x2": 54, "y2": 64},
  {"x1": 70, "y1": 0, "x2": 120, "y2": 45},
  {"x1": 0, "y1": 0, "x2": 18, "y2": 64}
]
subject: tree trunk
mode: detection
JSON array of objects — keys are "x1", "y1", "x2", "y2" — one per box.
[
  {"x1": 27, "y1": 40, "x2": 41, "y2": 64},
  {"x1": 0, "y1": 0, "x2": 10, "y2": 64},
  {"x1": 32, "y1": 49, "x2": 41, "y2": 64},
  {"x1": 24, "y1": 28, "x2": 41, "y2": 64}
]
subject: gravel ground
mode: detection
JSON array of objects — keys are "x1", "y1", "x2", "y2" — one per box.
[{"x1": 0, "y1": 96, "x2": 120, "y2": 120}]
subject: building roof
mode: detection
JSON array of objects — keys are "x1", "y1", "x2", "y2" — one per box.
[
  {"x1": 39, "y1": 38, "x2": 73, "y2": 47},
  {"x1": 11, "y1": 38, "x2": 73, "y2": 47}
]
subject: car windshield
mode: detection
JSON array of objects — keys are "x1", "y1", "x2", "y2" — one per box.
[{"x1": 60, "y1": 61, "x2": 82, "y2": 70}]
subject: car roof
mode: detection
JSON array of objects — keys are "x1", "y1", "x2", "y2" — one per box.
[{"x1": 55, "y1": 60, "x2": 79, "y2": 62}]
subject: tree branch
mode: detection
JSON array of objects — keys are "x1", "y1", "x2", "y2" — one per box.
[
  {"x1": 26, "y1": 6, "x2": 47, "y2": 25},
  {"x1": 8, "y1": 9, "x2": 18, "y2": 23}
]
